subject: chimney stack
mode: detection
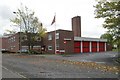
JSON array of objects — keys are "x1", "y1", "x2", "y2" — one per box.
[{"x1": 72, "y1": 16, "x2": 81, "y2": 37}]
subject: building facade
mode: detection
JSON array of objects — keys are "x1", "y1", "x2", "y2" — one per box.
[
  {"x1": 44, "y1": 30, "x2": 74, "y2": 54},
  {"x1": 1, "y1": 16, "x2": 110, "y2": 54},
  {"x1": 1, "y1": 32, "x2": 42, "y2": 53},
  {"x1": 8, "y1": 32, "x2": 20, "y2": 52},
  {"x1": 0, "y1": 36, "x2": 9, "y2": 52},
  {"x1": 74, "y1": 37, "x2": 107, "y2": 53}
]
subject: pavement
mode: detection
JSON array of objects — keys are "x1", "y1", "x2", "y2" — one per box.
[
  {"x1": 2, "y1": 66, "x2": 24, "y2": 78},
  {"x1": 2, "y1": 51, "x2": 120, "y2": 78},
  {"x1": 32, "y1": 51, "x2": 119, "y2": 74}
]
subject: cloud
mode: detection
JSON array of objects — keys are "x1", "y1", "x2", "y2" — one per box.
[
  {"x1": 0, "y1": 5, "x2": 13, "y2": 20},
  {"x1": 96, "y1": 0, "x2": 120, "y2": 2},
  {"x1": 0, "y1": 0, "x2": 107, "y2": 37},
  {"x1": 0, "y1": 5, "x2": 15, "y2": 27},
  {"x1": 0, "y1": 5, "x2": 15, "y2": 35},
  {"x1": 109, "y1": 0, "x2": 120, "y2": 2}
]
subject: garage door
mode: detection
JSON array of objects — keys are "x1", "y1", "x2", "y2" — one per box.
[
  {"x1": 99, "y1": 42, "x2": 105, "y2": 52},
  {"x1": 92, "y1": 42, "x2": 97, "y2": 52},
  {"x1": 74, "y1": 41, "x2": 81, "y2": 53},
  {"x1": 83, "y1": 41, "x2": 90, "y2": 53}
]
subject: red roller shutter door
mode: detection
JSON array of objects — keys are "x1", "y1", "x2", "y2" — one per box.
[
  {"x1": 92, "y1": 42, "x2": 97, "y2": 52},
  {"x1": 83, "y1": 41, "x2": 90, "y2": 53},
  {"x1": 74, "y1": 41, "x2": 81, "y2": 53},
  {"x1": 74, "y1": 48, "x2": 80, "y2": 53},
  {"x1": 74, "y1": 42, "x2": 80, "y2": 47},
  {"x1": 99, "y1": 42, "x2": 105, "y2": 52}
]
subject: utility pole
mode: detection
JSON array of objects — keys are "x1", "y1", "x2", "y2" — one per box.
[{"x1": 13, "y1": 12, "x2": 22, "y2": 54}]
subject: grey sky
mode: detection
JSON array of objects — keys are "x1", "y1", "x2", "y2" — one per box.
[
  {"x1": 0, "y1": 5, "x2": 14, "y2": 34},
  {"x1": 0, "y1": 0, "x2": 113, "y2": 38}
]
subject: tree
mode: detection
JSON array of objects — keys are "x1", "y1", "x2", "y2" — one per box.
[
  {"x1": 94, "y1": 0, "x2": 120, "y2": 51},
  {"x1": 10, "y1": 5, "x2": 46, "y2": 52},
  {"x1": 100, "y1": 32, "x2": 113, "y2": 45}
]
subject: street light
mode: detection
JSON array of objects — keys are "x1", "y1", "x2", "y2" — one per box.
[
  {"x1": 117, "y1": 13, "x2": 120, "y2": 52},
  {"x1": 13, "y1": 12, "x2": 22, "y2": 54}
]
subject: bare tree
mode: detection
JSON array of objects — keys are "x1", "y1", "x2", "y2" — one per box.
[{"x1": 11, "y1": 5, "x2": 46, "y2": 52}]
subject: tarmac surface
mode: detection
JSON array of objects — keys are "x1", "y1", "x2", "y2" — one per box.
[
  {"x1": 2, "y1": 51, "x2": 119, "y2": 78},
  {"x1": 42, "y1": 51, "x2": 119, "y2": 66}
]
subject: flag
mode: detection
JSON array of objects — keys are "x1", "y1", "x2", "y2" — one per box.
[{"x1": 51, "y1": 15, "x2": 55, "y2": 25}]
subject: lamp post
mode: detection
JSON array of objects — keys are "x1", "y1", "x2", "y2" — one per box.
[
  {"x1": 117, "y1": 13, "x2": 120, "y2": 52},
  {"x1": 13, "y1": 12, "x2": 22, "y2": 54}
]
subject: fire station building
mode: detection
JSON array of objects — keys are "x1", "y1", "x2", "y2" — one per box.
[
  {"x1": 44, "y1": 30, "x2": 107, "y2": 54},
  {"x1": 0, "y1": 16, "x2": 109, "y2": 54},
  {"x1": 44, "y1": 16, "x2": 107, "y2": 54}
]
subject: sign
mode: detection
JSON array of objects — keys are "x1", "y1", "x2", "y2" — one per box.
[
  {"x1": 64, "y1": 38, "x2": 72, "y2": 41},
  {"x1": 59, "y1": 50, "x2": 65, "y2": 53}
]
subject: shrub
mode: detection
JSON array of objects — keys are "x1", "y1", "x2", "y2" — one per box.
[{"x1": 28, "y1": 50, "x2": 41, "y2": 54}]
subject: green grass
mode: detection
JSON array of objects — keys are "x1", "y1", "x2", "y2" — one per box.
[{"x1": 112, "y1": 48, "x2": 120, "y2": 52}]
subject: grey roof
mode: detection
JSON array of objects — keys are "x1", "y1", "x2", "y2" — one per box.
[
  {"x1": 74, "y1": 37, "x2": 107, "y2": 42},
  {"x1": 0, "y1": 34, "x2": 13, "y2": 38}
]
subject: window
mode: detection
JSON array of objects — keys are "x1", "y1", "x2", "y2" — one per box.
[
  {"x1": 11, "y1": 37, "x2": 13, "y2": 42},
  {"x1": 56, "y1": 44, "x2": 59, "y2": 49},
  {"x1": 14, "y1": 37, "x2": 15, "y2": 42},
  {"x1": 10, "y1": 46, "x2": 13, "y2": 50},
  {"x1": 56, "y1": 33, "x2": 59, "y2": 39},
  {"x1": 48, "y1": 46, "x2": 52, "y2": 50},
  {"x1": 48, "y1": 34, "x2": 52, "y2": 40}
]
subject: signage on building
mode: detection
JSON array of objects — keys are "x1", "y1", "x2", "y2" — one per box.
[
  {"x1": 64, "y1": 38, "x2": 72, "y2": 41},
  {"x1": 59, "y1": 50, "x2": 65, "y2": 53}
]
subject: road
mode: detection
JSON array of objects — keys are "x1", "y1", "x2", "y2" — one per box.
[{"x1": 2, "y1": 51, "x2": 119, "y2": 78}]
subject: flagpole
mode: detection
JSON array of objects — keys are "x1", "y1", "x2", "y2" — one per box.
[
  {"x1": 51, "y1": 13, "x2": 56, "y2": 54},
  {"x1": 54, "y1": 13, "x2": 57, "y2": 54}
]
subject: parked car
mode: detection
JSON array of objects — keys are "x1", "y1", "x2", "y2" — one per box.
[{"x1": 1, "y1": 49, "x2": 9, "y2": 53}]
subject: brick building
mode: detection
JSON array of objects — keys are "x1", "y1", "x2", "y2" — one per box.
[
  {"x1": 0, "y1": 35, "x2": 9, "y2": 52},
  {"x1": 1, "y1": 32, "x2": 42, "y2": 53},
  {"x1": 1, "y1": 16, "x2": 109, "y2": 54},
  {"x1": 44, "y1": 30, "x2": 74, "y2": 54},
  {"x1": 43, "y1": 16, "x2": 107, "y2": 54},
  {"x1": 44, "y1": 30, "x2": 107, "y2": 54},
  {"x1": 74, "y1": 37, "x2": 107, "y2": 53}
]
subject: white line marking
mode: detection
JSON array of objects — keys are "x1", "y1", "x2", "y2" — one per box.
[{"x1": 2, "y1": 66, "x2": 27, "y2": 78}]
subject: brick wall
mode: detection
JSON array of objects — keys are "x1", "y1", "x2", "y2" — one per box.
[
  {"x1": 44, "y1": 30, "x2": 74, "y2": 54},
  {"x1": 8, "y1": 33, "x2": 20, "y2": 52}
]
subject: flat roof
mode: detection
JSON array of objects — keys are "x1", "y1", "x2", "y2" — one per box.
[
  {"x1": 0, "y1": 36, "x2": 9, "y2": 38},
  {"x1": 47, "y1": 29, "x2": 72, "y2": 33},
  {"x1": 74, "y1": 37, "x2": 107, "y2": 42}
]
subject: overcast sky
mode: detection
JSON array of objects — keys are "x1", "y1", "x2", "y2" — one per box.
[{"x1": 0, "y1": 0, "x2": 109, "y2": 38}]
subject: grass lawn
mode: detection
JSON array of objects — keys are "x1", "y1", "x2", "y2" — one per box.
[{"x1": 112, "y1": 48, "x2": 120, "y2": 52}]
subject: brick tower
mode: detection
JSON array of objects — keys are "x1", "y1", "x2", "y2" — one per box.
[{"x1": 72, "y1": 16, "x2": 81, "y2": 37}]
